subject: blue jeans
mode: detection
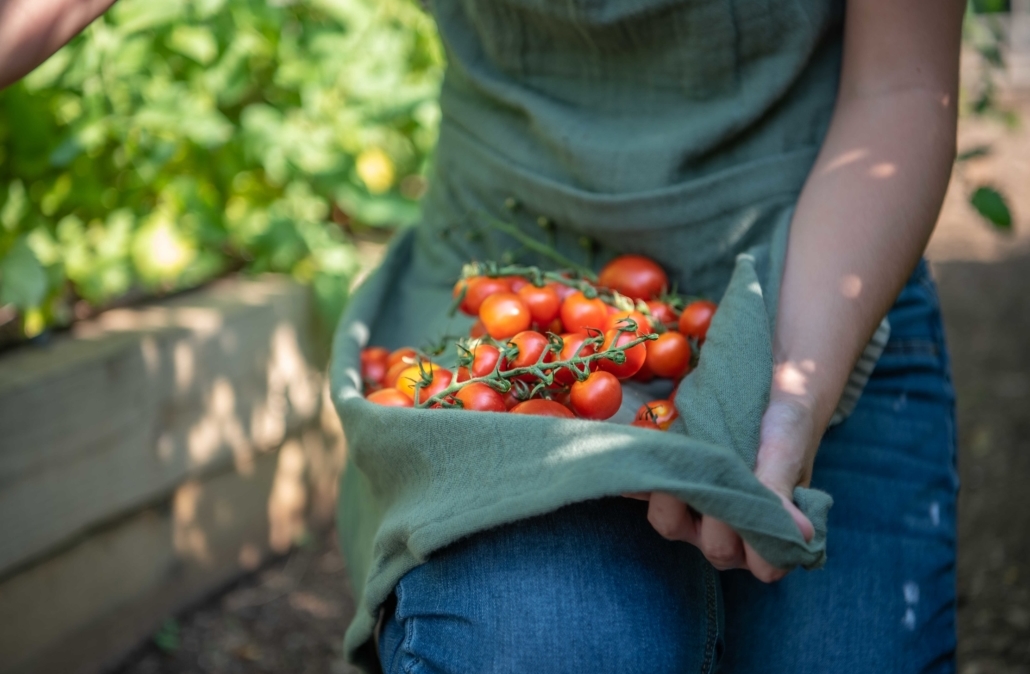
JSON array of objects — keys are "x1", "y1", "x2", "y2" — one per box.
[{"x1": 378, "y1": 261, "x2": 958, "y2": 674}]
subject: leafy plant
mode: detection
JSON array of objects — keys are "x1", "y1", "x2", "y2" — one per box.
[
  {"x1": 959, "y1": 5, "x2": 1017, "y2": 232},
  {"x1": 0, "y1": 0, "x2": 443, "y2": 343}
]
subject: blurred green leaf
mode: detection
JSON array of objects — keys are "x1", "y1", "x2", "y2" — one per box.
[
  {"x1": 0, "y1": 239, "x2": 48, "y2": 309},
  {"x1": 956, "y1": 145, "x2": 992, "y2": 162},
  {"x1": 970, "y1": 186, "x2": 1013, "y2": 231}
]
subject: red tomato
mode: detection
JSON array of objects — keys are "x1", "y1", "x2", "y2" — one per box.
[
  {"x1": 396, "y1": 363, "x2": 453, "y2": 403},
  {"x1": 645, "y1": 301, "x2": 678, "y2": 327},
  {"x1": 604, "y1": 310, "x2": 653, "y2": 335},
  {"x1": 560, "y1": 291, "x2": 608, "y2": 333},
  {"x1": 361, "y1": 347, "x2": 389, "y2": 386},
  {"x1": 570, "y1": 371, "x2": 623, "y2": 420},
  {"x1": 510, "y1": 399, "x2": 575, "y2": 418},
  {"x1": 678, "y1": 300, "x2": 718, "y2": 341},
  {"x1": 502, "y1": 388, "x2": 525, "y2": 410},
  {"x1": 506, "y1": 276, "x2": 530, "y2": 293},
  {"x1": 598, "y1": 255, "x2": 668, "y2": 300},
  {"x1": 631, "y1": 358, "x2": 654, "y2": 383},
  {"x1": 543, "y1": 317, "x2": 564, "y2": 334},
  {"x1": 457, "y1": 343, "x2": 501, "y2": 382},
  {"x1": 517, "y1": 284, "x2": 561, "y2": 328},
  {"x1": 503, "y1": 330, "x2": 554, "y2": 375},
  {"x1": 479, "y1": 293, "x2": 532, "y2": 340},
  {"x1": 635, "y1": 400, "x2": 679, "y2": 430},
  {"x1": 366, "y1": 388, "x2": 414, "y2": 407},
  {"x1": 548, "y1": 281, "x2": 579, "y2": 302},
  {"x1": 645, "y1": 331, "x2": 692, "y2": 379},
  {"x1": 386, "y1": 347, "x2": 418, "y2": 370},
  {"x1": 631, "y1": 418, "x2": 661, "y2": 430},
  {"x1": 597, "y1": 328, "x2": 648, "y2": 379},
  {"x1": 454, "y1": 382, "x2": 507, "y2": 412},
  {"x1": 553, "y1": 332, "x2": 597, "y2": 386},
  {"x1": 462, "y1": 276, "x2": 512, "y2": 316}
]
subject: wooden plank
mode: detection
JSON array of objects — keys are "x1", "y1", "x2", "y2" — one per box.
[
  {"x1": 0, "y1": 277, "x2": 329, "y2": 576},
  {"x1": 0, "y1": 431, "x2": 345, "y2": 674}
]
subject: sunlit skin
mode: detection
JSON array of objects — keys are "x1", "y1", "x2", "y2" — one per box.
[
  {"x1": 643, "y1": 0, "x2": 966, "y2": 583},
  {"x1": 0, "y1": 0, "x2": 118, "y2": 90}
]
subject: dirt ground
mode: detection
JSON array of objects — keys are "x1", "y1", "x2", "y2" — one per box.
[{"x1": 114, "y1": 105, "x2": 1030, "y2": 673}]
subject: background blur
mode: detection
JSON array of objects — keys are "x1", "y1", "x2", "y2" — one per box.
[{"x1": 0, "y1": 1, "x2": 1028, "y2": 673}]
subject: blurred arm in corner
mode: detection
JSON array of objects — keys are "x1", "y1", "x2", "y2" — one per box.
[{"x1": 0, "y1": 0, "x2": 117, "y2": 90}]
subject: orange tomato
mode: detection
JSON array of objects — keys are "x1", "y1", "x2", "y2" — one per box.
[
  {"x1": 517, "y1": 284, "x2": 562, "y2": 328},
  {"x1": 461, "y1": 276, "x2": 512, "y2": 316},
  {"x1": 366, "y1": 388, "x2": 414, "y2": 407},
  {"x1": 678, "y1": 300, "x2": 717, "y2": 341},
  {"x1": 560, "y1": 291, "x2": 608, "y2": 333},
  {"x1": 634, "y1": 399, "x2": 679, "y2": 430},
  {"x1": 598, "y1": 255, "x2": 668, "y2": 300},
  {"x1": 396, "y1": 363, "x2": 453, "y2": 403},
  {"x1": 645, "y1": 331, "x2": 691, "y2": 379},
  {"x1": 510, "y1": 399, "x2": 575, "y2": 418},
  {"x1": 479, "y1": 293, "x2": 532, "y2": 340}
]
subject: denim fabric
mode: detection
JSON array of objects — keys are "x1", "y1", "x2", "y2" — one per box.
[{"x1": 378, "y1": 260, "x2": 957, "y2": 674}]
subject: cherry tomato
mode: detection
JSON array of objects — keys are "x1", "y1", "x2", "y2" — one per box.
[
  {"x1": 384, "y1": 360, "x2": 411, "y2": 388},
  {"x1": 631, "y1": 358, "x2": 654, "y2": 383},
  {"x1": 549, "y1": 317, "x2": 567, "y2": 333},
  {"x1": 645, "y1": 331, "x2": 692, "y2": 379},
  {"x1": 635, "y1": 400, "x2": 679, "y2": 430},
  {"x1": 598, "y1": 255, "x2": 668, "y2": 300},
  {"x1": 361, "y1": 347, "x2": 389, "y2": 387},
  {"x1": 604, "y1": 310, "x2": 653, "y2": 335},
  {"x1": 631, "y1": 418, "x2": 661, "y2": 430},
  {"x1": 548, "y1": 281, "x2": 578, "y2": 302},
  {"x1": 553, "y1": 332, "x2": 597, "y2": 386},
  {"x1": 502, "y1": 388, "x2": 525, "y2": 410},
  {"x1": 453, "y1": 382, "x2": 507, "y2": 412},
  {"x1": 510, "y1": 399, "x2": 575, "y2": 418},
  {"x1": 570, "y1": 371, "x2": 623, "y2": 420},
  {"x1": 506, "y1": 276, "x2": 530, "y2": 293},
  {"x1": 645, "y1": 301, "x2": 678, "y2": 327},
  {"x1": 462, "y1": 276, "x2": 512, "y2": 316},
  {"x1": 457, "y1": 343, "x2": 501, "y2": 382},
  {"x1": 366, "y1": 388, "x2": 414, "y2": 407},
  {"x1": 678, "y1": 300, "x2": 717, "y2": 341},
  {"x1": 597, "y1": 328, "x2": 648, "y2": 379},
  {"x1": 396, "y1": 363, "x2": 453, "y2": 403},
  {"x1": 479, "y1": 292, "x2": 532, "y2": 340},
  {"x1": 560, "y1": 291, "x2": 608, "y2": 333},
  {"x1": 503, "y1": 331, "x2": 554, "y2": 378},
  {"x1": 469, "y1": 320, "x2": 488, "y2": 339},
  {"x1": 517, "y1": 284, "x2": 561, "y2": 328}
]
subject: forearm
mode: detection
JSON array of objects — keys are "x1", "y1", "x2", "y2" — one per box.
[
  {"x1": 0, "y1": 0, "x2": 116, "y2": 90},
  {"x1": 774, "y1": 88, "x2": 957, "y2": 435}
]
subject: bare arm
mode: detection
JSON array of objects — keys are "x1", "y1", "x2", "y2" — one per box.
[
  {"x1": 646, "y1": 0, "x2": 966, "y2": 580},
  {"x1": 0, "y1": 0, "x2": 117, "y2": 90}
]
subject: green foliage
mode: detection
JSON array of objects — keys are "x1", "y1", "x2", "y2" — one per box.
[
  {"x1": 0, "y1": 0, "x2": 443, "y2": 340},
  {"x1": 970, "y1": 186, "x2": 1013, "y2": 231}
]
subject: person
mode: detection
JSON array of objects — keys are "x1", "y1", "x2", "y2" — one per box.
[
  {"x1": 0, "y1": 0, "x2": 116, "y2": 90},
  {"x1": 345, "y1": 0, "x2": 964, "y2": 673}
]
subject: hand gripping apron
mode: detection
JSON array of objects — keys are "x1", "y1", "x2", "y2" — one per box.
[{"x1": 328, "y1": 0, "x2": 883, "y2": 670}]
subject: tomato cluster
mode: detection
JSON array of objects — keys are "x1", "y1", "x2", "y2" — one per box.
[{"x1": 360, "y1": 254, "x2": 717, "y2": 430}]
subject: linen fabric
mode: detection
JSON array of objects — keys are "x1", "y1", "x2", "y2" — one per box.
[
  {"x1": 376, "y1": 261, "x2": 958, "y2": 674},
  {"x1": 331, "y1": 0, "x2": 859, "y2": 670}
]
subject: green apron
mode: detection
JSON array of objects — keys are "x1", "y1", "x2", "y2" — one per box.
[{"x1": 332, "y1": 0, "x2": 850, "y2": 670}]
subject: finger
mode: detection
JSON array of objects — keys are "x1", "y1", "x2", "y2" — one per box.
[
  {"x1": 646, "y1": 492, "x2": 698, "y2": 544},
  {"x1": 697, "y1": 517, "x2": 746, "y2": 570},
  {"x1": 777, "y1": 492, "x2": 815, "y2": 543},
  {"x1": 742, "y1": 539, "x2": 789, "y2": 584},
  {"x1": 621, "y1": 492, "x2": 652, "y2": 501}
]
